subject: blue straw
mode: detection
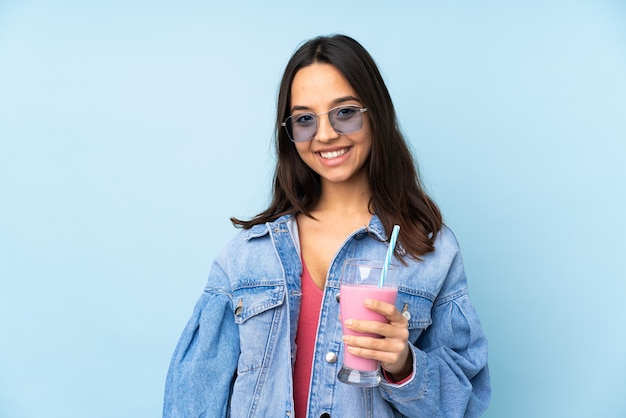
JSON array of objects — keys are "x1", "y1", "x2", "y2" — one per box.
[{"x1": 379, "y1": 225, "x2": 400, "y2": 288}]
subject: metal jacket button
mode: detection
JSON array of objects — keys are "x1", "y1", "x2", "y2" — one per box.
[
  {"x1": 401, "y1": 303, "x2": 411, "y2": 321},
  {"x1": 325, "y1": 352, "x2": 337, "y2": 364},
  {"x1": 234, "y1": 299, "x2": 243, "y2": 316}
]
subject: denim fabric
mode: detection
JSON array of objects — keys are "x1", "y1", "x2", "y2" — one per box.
[{"x1": 163, "y1": 214, "x2": 490, "y2": 417}]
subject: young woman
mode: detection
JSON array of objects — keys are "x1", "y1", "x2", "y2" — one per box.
[{"x1": 164, "y1": 34, "x2": 490, "y2": 417}]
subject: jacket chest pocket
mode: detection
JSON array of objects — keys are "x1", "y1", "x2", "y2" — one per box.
[
  {"x1": 232, "y1": 284, "x2": 285, "y2": 374},
  {"x1": 396, "y1": 291, "x2": 434, "y2": 341}
]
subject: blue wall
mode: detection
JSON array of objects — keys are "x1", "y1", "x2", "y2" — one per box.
[{"x1": 1, "y1": 1, "x2": 625, "y2": 417}]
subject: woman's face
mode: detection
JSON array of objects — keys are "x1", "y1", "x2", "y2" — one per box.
[{"x1": 289, "y1": 63, "x2": 372, "y2": 187}]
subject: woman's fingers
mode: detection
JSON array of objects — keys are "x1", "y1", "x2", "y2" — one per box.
[{"x1": 342, "y1": 299, "x2": 412, "y2": 376}]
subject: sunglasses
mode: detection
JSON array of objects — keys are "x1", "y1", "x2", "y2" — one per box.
[{"x1": 281, "y1": 104, "x2": 368, "y2": 142}]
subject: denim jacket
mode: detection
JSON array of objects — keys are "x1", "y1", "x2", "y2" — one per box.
[{"x1": 163, "y1": 214, "x2": 490, "y2": 417}]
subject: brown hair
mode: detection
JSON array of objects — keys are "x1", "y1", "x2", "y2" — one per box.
[{"x1": 231, "y1": 34, "x2": 442, "y2": 259}]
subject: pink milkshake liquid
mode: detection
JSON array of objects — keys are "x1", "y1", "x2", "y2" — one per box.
[
  {"x1": 340, "y1": 284, "x2": 398, "y2": 371},
  {"x1": 337, "y1": 259, "x2": 398, "y2": 387}
]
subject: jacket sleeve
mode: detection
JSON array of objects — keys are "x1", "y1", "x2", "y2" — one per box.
[
  {"x1": 163, "y1": 262, "x2": 239, "y2": 418},
  {"x1": 379, "y1": 245, "x2": 491, "y2": 417}
]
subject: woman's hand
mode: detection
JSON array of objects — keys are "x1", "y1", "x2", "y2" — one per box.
[{"x1": 342, "y1": 299, "x2": 413, "y2": 382}]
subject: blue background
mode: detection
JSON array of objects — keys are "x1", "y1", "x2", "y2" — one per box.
[{"x1": 1, "y1": 1, "x2": 625, "y2": 417}]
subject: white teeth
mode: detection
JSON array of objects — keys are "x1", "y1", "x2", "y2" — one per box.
[{"x1": 319, "y1": 148, "x2": 349, "y2": 159}]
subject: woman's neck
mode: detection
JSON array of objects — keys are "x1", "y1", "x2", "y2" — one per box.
[{"x1": 314, "y1": 172, "x2": 372, "y2": 217}]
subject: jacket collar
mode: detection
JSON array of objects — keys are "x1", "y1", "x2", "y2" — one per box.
[{"x1": 245, "y1": 213, "x2": 389, "y2": 242}]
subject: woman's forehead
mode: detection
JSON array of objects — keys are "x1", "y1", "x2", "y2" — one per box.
[{"x1": 290, "y1": 63, "x2": 359, "y2": 111}]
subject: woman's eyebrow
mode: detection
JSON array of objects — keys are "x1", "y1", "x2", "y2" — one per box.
[
  {"x1": 331, "y1": 95, "x2": 361, "y2": 106},
  {"x1": 290, "y1": 96, "x2": 362, "y2": 113},
  {"x1": 290, "y1": 104, "x2": 312, "y2": 113}
]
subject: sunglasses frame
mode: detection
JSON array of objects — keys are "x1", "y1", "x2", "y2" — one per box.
[{"x1": 281, "y1": 104, "x2": 368, "y2": 142}]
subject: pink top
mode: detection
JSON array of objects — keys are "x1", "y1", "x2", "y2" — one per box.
[{"x1": 293, "y1": 259, "x2": 323, "y2": 418}]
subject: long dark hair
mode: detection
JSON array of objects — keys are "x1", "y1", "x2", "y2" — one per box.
[{"x1": 231, "y1": 34, "x2": 442, "y2": 259}]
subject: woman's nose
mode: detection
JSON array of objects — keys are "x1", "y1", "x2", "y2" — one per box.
[{"x1": 314, "y1": 114, "x2": 339, "y2": 142}]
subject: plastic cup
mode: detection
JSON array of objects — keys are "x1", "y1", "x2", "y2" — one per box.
[{"x1": 337, "y1": 259, "x2": 398, "y2": 387}]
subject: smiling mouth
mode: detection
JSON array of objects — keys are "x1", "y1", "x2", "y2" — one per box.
[{"x1": 318, "y1": 147, "x2": 350, "y2": 159}]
